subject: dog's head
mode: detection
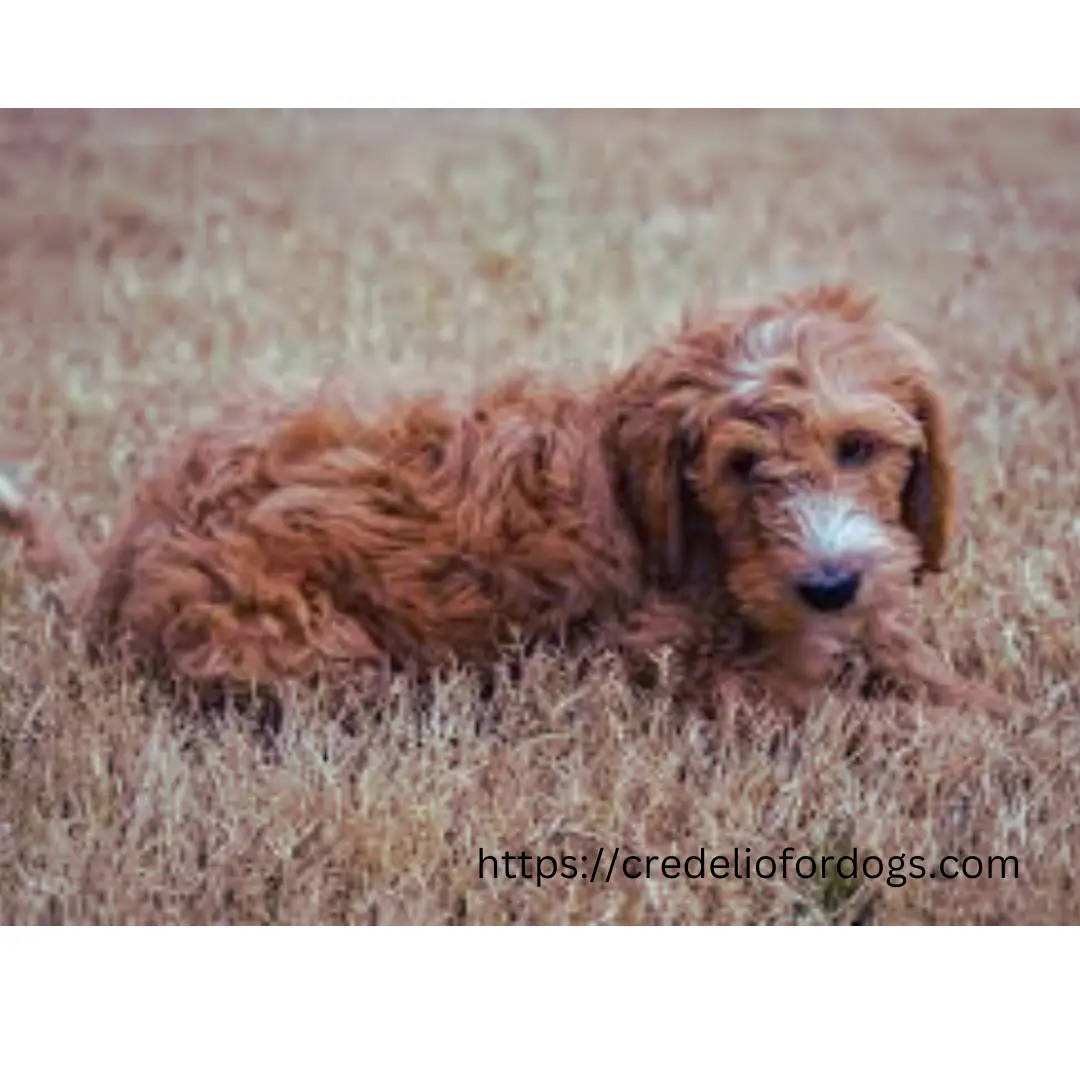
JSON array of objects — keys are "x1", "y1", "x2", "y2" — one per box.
[{"x1": 605, "y1": 285, "x2": 956, "y2": 640}]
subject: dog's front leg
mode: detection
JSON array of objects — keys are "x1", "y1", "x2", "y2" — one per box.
[{"x1": 864, "y1": 623, "x2": 1015, "y2": 718}]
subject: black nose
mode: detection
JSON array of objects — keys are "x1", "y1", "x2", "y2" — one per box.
[{"x1": 795, "y1": 564, "x2": 861, "y2": 613}]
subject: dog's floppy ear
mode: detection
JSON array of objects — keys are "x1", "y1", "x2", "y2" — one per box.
[
  {"x1": 609, "y1": 405, "x2": 699, "y2": 585},
  {"x1": 603, "y1": 383, "x2": 703, "y2": 587},
  {"x1": 902, "y1": 377, "x2": 956, "y2": 575}
]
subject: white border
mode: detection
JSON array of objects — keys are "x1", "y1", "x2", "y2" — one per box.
[
  {"x1": 0, "y1": 1, "x2": 1075, "y2": 105},
  {"x1": 2, "y1": 930, "x2": 1077, "y2": 1075}
]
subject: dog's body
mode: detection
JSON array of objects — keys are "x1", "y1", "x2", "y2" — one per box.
[
  {"x1": 1, "y1": 286, "x2": 1003, "y2": 712},
  {"x1": 85, "y1": 382, "x2": 644, "y2": 684}
]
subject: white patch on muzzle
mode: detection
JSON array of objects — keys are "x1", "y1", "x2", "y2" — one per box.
[{"x1": 785, "y1": 491, "x2": 890, "y2": 562}]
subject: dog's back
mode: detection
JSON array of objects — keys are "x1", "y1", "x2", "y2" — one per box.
[{"x1": 37, "y1": 380, "x2": 642, "y2": 688}]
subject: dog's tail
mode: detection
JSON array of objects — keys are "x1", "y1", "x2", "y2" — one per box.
[{"x1": 0, "y1": 468, "x2": 98, "y2": 611}]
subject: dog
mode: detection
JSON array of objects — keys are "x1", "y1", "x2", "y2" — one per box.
[{"x1": 0, "y1": 285, "x2": 1006, "y2": 714}]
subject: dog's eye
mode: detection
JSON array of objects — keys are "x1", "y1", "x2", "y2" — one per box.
[
  {"x1": 836, "y1": 433, "x2": 877, "y2": 468},
  {"x1": 726, "y1": 449, "x2": 761, "y2": 481}
]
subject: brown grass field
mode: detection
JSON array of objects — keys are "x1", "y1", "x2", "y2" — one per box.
[{"x1": 0, "y1": 108, "x2": 1078, "y2": 925}]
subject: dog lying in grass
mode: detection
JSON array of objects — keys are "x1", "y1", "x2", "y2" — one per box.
[{"x1": 0, "y1": 284, "x2": 1009, "y2": 715}]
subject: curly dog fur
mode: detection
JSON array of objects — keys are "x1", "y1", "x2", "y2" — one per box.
[{"x1": 1, "y1": 285, "x2": 1005, "y2": 712}]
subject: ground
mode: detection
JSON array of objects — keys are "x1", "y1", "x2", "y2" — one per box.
[{"x1": 0, "y1": 109, "x2": 1077, "y2": 924}]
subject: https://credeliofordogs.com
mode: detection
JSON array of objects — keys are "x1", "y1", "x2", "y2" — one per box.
[{"x1": 477, "y1": 847, "x2": 1020, "y2": 888}]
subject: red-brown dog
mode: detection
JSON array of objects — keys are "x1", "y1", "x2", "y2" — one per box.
[{"x1": 1, "y1": 285, "x2": 1005, "y2": 713}]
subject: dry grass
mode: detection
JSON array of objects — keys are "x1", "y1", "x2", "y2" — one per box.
[{"x1": 1, "y1": 108, "x2": 1078, "y2": 925}]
